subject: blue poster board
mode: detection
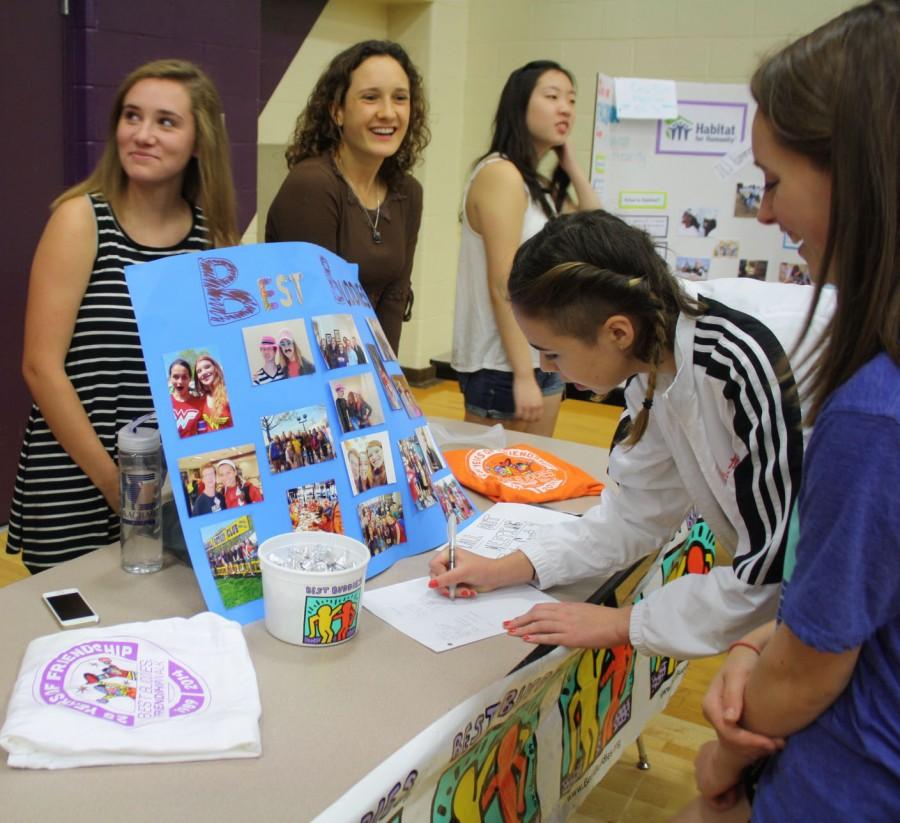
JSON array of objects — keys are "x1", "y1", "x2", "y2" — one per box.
[{"x1": 126, "y1": 242, "x2": 476, "y2": 624}]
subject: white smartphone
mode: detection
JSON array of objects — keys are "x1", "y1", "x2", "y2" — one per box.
[{"x1": 42, "y1": 588, "x2": 100, "y2": 627}]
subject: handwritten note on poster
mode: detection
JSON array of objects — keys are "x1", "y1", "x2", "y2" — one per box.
[{"x1": 614, "y1": 77, "x2": 678, "y2": 120}]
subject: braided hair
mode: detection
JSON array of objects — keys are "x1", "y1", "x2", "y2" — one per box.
[{"x1": 509, "y1": 210, "x2": 705, "y2": 446}]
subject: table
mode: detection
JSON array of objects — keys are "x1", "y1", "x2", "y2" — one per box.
[{"x1": 0, "y1": 419, "x2": 609, "y2": 822}]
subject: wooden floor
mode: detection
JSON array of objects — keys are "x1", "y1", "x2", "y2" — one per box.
[{"x1": 0, "y1": 381, "x2": 718, "y2": 820}]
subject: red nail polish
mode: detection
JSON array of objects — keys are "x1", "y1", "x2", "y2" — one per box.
[{"x1": 428, "y1": 579, "x2": 438, "y2": 588}]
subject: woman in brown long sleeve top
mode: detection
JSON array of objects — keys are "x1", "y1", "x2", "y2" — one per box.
[{"x1": 265, "y1": 40, "x2": 430, "y2": 354}]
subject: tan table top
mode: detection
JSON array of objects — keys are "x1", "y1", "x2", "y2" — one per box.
[{"x1": 0, "y1": 419, "x2": 609, "y2": 822}]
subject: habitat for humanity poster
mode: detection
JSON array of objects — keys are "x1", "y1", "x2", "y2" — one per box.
[{"x1": 126, "y1": 242, "x2": 476, "y2": 623}]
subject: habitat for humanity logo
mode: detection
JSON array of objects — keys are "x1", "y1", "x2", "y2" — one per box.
[
  {"x1": 665, "y1": 116, "x2": 693, "y2": 140},
  {"x1": 657, "y1": 101, "x2": 747, "y2": 156}
]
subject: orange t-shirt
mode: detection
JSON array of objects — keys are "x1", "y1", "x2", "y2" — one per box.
[{"x1": 444, "y1": 444, "x2": 604, "y2": 503}]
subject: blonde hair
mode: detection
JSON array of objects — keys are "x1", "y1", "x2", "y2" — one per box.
[
  {"x1": 194, "y1": 354, "x2": 229, "y2": 415},
  {"x1": 53, "y1": 59, "x2": 238, "y2": 248}
]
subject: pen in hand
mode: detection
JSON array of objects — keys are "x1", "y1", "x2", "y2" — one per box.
[{"x1": 447, "y1": 513, "x2": 457, "y2": 601}]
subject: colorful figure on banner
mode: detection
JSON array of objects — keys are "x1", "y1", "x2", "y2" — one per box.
[
  {"x1": 638, "y1": 520, "x2": 716, "y2": 699},
  {"x1": 432, "y1": 716, "x2": 541, "y2": 823},
  {"x1": 7, "y1": 59, "x2": 238, "y2": 572},
  {"x1": 558, "y1": 644, "x2": 636, "y2": 792},
  {"x1": 266, "y1": 40, "x2": 431, "y2": 352}
]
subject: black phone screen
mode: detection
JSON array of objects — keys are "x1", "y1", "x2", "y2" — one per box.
[{"x1": 46, "y1": 592, "x2": 95, "y2": 621}]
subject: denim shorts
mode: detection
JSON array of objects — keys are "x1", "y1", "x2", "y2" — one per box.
[{"x1": 458, "y1": 368, "x2": 564, "y2": 420}]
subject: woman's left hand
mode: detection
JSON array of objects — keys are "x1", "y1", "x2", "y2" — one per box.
[{"x1": 504, "y1": 602, "x2": 631, "y2": 648}]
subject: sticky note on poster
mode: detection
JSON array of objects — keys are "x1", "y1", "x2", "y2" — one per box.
[
  {"x1": 126, "y1": 242, "x2": 476, "y2": 624},
  {"x1": 613, "y1": 77, "x2": 677, "y2": 120}
]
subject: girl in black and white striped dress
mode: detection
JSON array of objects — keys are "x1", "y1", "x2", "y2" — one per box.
[{"x1": 7, "y1": 59, "x2": 238, "y2": 573}]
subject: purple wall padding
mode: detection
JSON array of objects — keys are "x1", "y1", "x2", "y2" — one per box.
[{"x1": 260, "y1": 0, "x2": 328, "y2": 114}]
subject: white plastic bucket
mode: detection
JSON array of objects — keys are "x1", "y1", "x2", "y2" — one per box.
[{"x1": 258, "y1": 532, "x2": 370, "y2": 646}]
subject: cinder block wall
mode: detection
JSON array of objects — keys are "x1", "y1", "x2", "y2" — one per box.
[{"x1": 259, "y1": 0, "x2": 857, "y2": 370}]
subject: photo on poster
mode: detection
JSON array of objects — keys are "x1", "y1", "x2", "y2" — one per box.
[
  {"x1": 178, "y1": 444, "x2": 264, "y2": 517},
  {"x1": 738, "y1": 259, "x2": 769, "y2": 281},
  {"x1": 674, "y1": 257, "x2": 710, "y2": 281},
  {"x1": 260, "y1": 404, "x2": 335, "y2": 474},
  {"x1": 434, "y1": 475, "x2": 476, "y2": 522},
  {"x1": 330, "y1": 373, "x2": 384, "y2": 434},
  {"x1": 367, "y1": 343, "x2": 402, "y2": 410},
  {"x1": 200, "y1": 515, "x2": 261, "y2": 609},
  {"x1": 392, "y1": 374, "x2": 424, "y2": 419},
  {"x1": 164, "y1": 347, "x2": 234, "y2": 437},
  {"x1": 734, "y1": 183, "x2": 763, "y2": 218},
  {"x1": 341, "y1": 431, "x2": 396, "y2": 495},
  {"x1": 398, "y1": 434, "x2": 438, "y2": 511},
  {"x1": 311, "y1": 314, "x2": 367, "y2": 369},
  {"x1": 713, "y1": 239, "x2": 739, "y2": 258},
  {"x1": 357, "y1": 492, "x2": 406, "y2": 556},
  {"x1": 242, "y1": 318, "x2": 315, "y2": 385},
  {"x1": 366, "y1": 316, "x2": 397, "y2": 362},
  {"x1": 286, "y1": 479, "x2": 344, "y2": 534},
  {"x1": 415, "y1": 425, "x2": 445, "y2": 473},
  {"x1": 678, "y1": 207, "x2": 718, "y2": 237},
  {"x1": 778, "y1": 262, "x2": 811, "y2": 285}
]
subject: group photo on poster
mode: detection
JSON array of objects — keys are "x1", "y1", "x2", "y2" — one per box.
[
  {"x1": 367, "y1": 343, "x2": 402, "y2": 410},
  {"x1": 330, "y1": 373, "x2": 384, "y2": 433},
  {"x1": 260, "y1": 404, "x2": 335, "y2": 474},
  {"x1": 357, "y1": 492, "x2": 406, "y2": 555},
  {"x1": 398, "y1": 434, "x2": 438, "y2": 511},
  {"x1": 200, "y1": 515, "x2": 261, "y2": 609},
  {"x1": 286, "y1": 479, "x2": 343, "y2": 534},
  {"x1": 312, "y1": 314, "x2": 368, "y2": 369}
]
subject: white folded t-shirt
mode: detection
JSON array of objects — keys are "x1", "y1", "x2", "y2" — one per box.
[{"x1": 1, "y1": 611, "x2": 261, "y2": 769}]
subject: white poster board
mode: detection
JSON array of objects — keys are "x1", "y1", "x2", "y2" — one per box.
[{"x1": 592, "y1": 77, "x2": 810, "y2": 285}]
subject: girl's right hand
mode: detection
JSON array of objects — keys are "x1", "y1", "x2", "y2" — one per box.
[
  {"x1": 513, "y1": 373, "x2": 543, "y2": 422},
  {"x1": 427, "y1": 547, "x2": 535, "y2": 598}
]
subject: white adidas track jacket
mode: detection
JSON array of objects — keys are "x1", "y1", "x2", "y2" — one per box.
[{"x1": 523, "y1": 278, "x2": 834, "y2": 658}]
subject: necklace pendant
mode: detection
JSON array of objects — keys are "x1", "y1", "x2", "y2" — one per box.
[{"x1": 372, "y1": 228, "x2": 383, "y2": 244}]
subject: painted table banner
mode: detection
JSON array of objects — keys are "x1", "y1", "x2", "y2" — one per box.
[
  {"x1": 126, "y1": 243, "x2": 476, "y2": 624},
  {"x1": 313, "y1": 518, "x2": 717, "y2": 822}
]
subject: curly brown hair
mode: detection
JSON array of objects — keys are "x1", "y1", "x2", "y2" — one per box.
[{"x1": 284, "y1": 40, "x2": 429, "y2": 189}]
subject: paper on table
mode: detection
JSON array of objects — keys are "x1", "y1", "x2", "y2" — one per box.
[
  {"x1": 363, "y1": 577, "x2": 557, "y2": 652},
  {"x1": 453, "y1": 502, "x2": 579, "y2": 559},
  {"x1": 613, "y1": 76, "x2": 678, "y2": 120}
]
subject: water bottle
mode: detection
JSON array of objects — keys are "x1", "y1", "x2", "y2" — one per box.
[{"x1": 118, "y1": 414, "x2": 163, "y2": 574}]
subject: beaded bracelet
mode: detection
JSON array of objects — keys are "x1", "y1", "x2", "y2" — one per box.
[{"x1": 728, "y1": 640, "x2": 761, "y2": 655}]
